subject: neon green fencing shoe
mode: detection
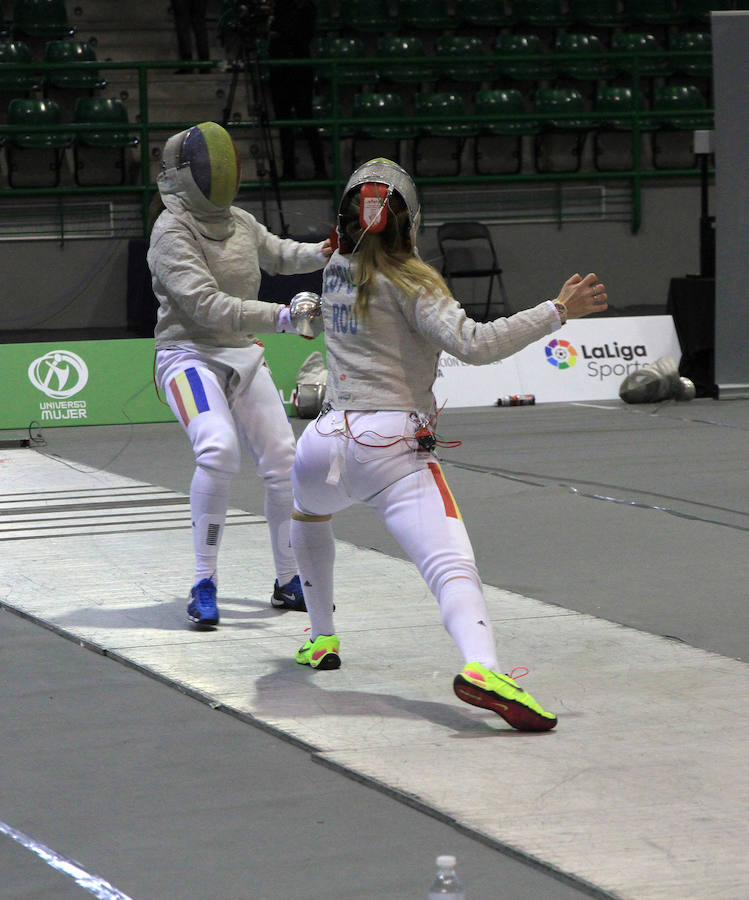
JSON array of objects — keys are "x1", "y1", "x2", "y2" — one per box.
[
  {"x1": 295, "y1": 634, "x2": 341, "y2": 670},
  {"x1": 453, "y1": 661, "x2": 557, "y2": 732}
]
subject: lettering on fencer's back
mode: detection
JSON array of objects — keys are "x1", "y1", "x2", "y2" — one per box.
[
  {"x1": 330, "y1": 303, "x2": 359, "y2": 334},
  {"x1": 324, "y1": 263, "x2": 359, "y2": 334},
  {"x1": 324, "y1": 263, "x2": 356, "y2": 294}
]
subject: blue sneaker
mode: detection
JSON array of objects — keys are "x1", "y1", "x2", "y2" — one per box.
[
  {"x1": 271, "y1": 574, "x2": 306, "y2": 611},
  {"x1": 187, "y1": 577, "x2": 219, "y2": 627}
]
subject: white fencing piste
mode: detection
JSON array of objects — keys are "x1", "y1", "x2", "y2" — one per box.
[{"x1": 1, "y1": 447, "x2": 748, "y2": 900}]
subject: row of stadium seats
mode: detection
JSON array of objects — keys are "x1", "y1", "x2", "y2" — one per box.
[
  {"x1": 309, "y1": 30, "x2": 712, "y2": 84},
  {"x1": 0, "y1": 31, "x2": 712, "y2": 100},
  {"x1": 312, "y1": 84, "x2": 712, "y2": 175},
  {"x1": 0, "y1": 83, "x2": 709, "y2": 188},
  {"x1": 1, "y1": 0, "x2": 75, "y2": 46},
  {"x1": 218, "y1": 0, "x2": 725, "y2": 66},
  {"x1": 8, "y1": 0, "x2": 726, "y2": 45},
  {"x1": 0, "y1": 38, "x2": 105, "y2": 93},
  {"x1": 311, "y1": 0, "x2": 735, "y2": 34},
  {"x1": 0, "y1": 0, "x2": 715, "y2": 189},
  {"x1": 0, "y1": 96, "x2": 137, "y2": 187}
]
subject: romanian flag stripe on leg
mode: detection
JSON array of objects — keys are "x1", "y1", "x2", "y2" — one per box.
[
  {"x1": 169, "y1": 367, "x2": 210, "y2": 426},
  {"x1": 427, "y1": 461, "x2": 462, "y2": 520}
]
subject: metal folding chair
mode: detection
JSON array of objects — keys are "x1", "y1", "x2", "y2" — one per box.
[{"x1": 437, "y1": 221, "x2": 511, "y2": 321}]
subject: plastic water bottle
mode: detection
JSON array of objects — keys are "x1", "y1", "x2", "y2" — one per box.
[
  {"x1": 428, "y1": 855, "x2": 465, "y2": 899},
  {"x1": 496, "y1": 394, "x2": 536, "y2": 406}
]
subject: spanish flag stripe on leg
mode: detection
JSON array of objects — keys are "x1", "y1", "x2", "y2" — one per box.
[
  {"x1": 427, "y1": 461, "x2": 462, "y2": 520},
  {"x1": 169, "y1": 376, "x2": 190, "y2": 426}
]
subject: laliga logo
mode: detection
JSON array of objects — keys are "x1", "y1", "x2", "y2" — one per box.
[
  {"x1": 545, "y1": 338, "x2": 577, "y2": 370},
  {"x1": 28, "y1": 350, "x2": 89, "y2": 399}
]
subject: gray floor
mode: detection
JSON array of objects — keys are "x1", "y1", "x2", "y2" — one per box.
[
  {"x1": 1, "y1": 610, "x2": 595, "y2": 900},
  {"x1": 32, "y1": 399, "x2": 749, "y2": 662},
  {"x1": 2, "y1": 397, "x2": 747, "y2": 899}
]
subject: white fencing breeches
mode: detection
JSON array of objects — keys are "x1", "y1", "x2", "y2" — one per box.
[
  {"x1": 291, "y1": 409, "x2": 499, "y2": 668},
  {"x1": 157, "y1": 349, "x2": 297, "y2": 584}
]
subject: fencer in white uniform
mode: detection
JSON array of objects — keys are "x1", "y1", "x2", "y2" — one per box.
[
  {"x1": 290, "y1": 158, "x2": 607, "y2": 731},
  {"x1": 147, "y1": 121, "x2": 331, "y2": 627}
]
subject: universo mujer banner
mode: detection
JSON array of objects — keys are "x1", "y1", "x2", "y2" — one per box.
[{"x1": 2, "y1": 334, "x2": 326, "y2": 431}]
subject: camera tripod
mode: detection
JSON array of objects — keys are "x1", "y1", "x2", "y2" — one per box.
[{"x1": 220, "y1": 32, "x2": 290, "y2": 236}]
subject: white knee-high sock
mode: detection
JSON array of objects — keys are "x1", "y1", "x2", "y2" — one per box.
[
  {"x1": 289, "y1": 518, "x2": 336, "y2": 639},
  {"x1": 438, "y1": 576, "x2": 499, "y2": 670},
  {"x1": 265, "y1": 481, "x2": 296, "y2": 586},
  {"x1": 190, "y1": 465, "x2": 231, "y2": 584}
]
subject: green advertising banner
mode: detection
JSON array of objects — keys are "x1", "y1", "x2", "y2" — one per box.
[{"x1": 2, "y1": 335, "x2": 325, "y2": 430}]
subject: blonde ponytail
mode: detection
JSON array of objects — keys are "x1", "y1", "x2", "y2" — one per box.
[{"x1": 342, "y1": 192, "x2": 450, "y2": 318}]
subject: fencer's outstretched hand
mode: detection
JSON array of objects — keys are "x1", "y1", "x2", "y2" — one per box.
[
  {"x1": 320, "y1": 238, "x2": 333, "y2": 259},
  {"x1": 555, "y1": 273, "x2": 608, "y2": 319}
]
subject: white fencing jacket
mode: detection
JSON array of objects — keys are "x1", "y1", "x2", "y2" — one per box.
[{"x1": 321, "y1": 249, "x2": 562, "y2": 415}]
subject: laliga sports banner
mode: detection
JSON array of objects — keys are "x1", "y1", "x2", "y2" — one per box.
[
  {"x1": 2, "y1": 316, "x2": 679, "y2": 428},
  {"x1": 0, "y1": 334, "x2": 324, "y2": 430},
  {"x1": 434, "y1": 316, "x2": 682, "y2": 407}
]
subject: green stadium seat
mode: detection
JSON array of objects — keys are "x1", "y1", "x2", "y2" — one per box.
[
  {"x1": 342, "y1": 0, "x2": 399, "y2": 32},
  {"x1": 376, "y1": 35, "x2": 435, "y2": 84},
  {"x1": 73, "y1": 96, "x2": 138, "y2": 185},
  {"x1": 43, "y1": 39, "x2": 106, "y2": 90},
  {"x1": 595, "y1": 85, "x2": 649, "y2": 130},
  {"x1": 593, "y1": 85, "x2": 651, "y2": 171},
  {"x1": 312, "y1": 92, "x2": 353, "y2": 140},
  {"x1": 399, "y1": 0, "x2": 452, "y2": 31},
  {"x1": 413, "y1": 91, "x2": 476, "y2": 176},
  {"x1": 475, "y1": 88, "x2": 540, "y2": 135},
  {"x1": 570, "y1": 0, "x2": 628, "y2": 28},
  {"x1": 494, "y1": 33, "x2": 554, "y2": 82},
  {"x1": 533, "y1": 87, "x2": 594, "y2": 172},
  {"x1": 626, "y1": 0, "x2": 685, "y2": 26},
  {"x1": 652, "y1": 83, "x2": 711, "y2": 129},
  {"x1": 11, "y1": 0, "x2": 74, "y2": 39},
  {"x1": 610, "y1": 31, "x2": 671, "y2": 79},
  {"x1": 513, "y1": 0, "x2": 572, "y2": 29},
  {"x1": 415, "y1": 91, "x2": 477, "y2": 138},
  {"x1": 651, "y1": 84, "x2": 712, "y2": 169},
  {"x1": 670, "y1": 31, "x2": 712, "y2": 79},
  {"x1": 473, "y1": 88, "x2": 539, "y2": 175},
  {"x1": 352, "y1": 92, "x2": 415, "y2": 140},
  {"x1": 351, "y1": 91, "x2": 415, "y2": 168},
  {"x1": 6, "y1": 95, "x2": 70, "y2": 146},
  {"x1": 0, "y1": 40, "x2": 42, "y2": 93},
  {"x1": 313, "y1": 36, "x2": 376, "y2": 85},
  {"x1": 554, "y1": 32, "x2": 612, "y2": 80},
  {"x1": 434, "y1": 35, "x2": 495, "y2": 84},
  {"x1": 73, "y1": 96, "x2": 137, "y2": 147},
  {"x1": 459, "y1": 0, "x2": 517, "y2": 29},
  {"x1": 535, "y1": 87, "x2": 595, "y2": 129},
  {"x1": 4, "y1": 96, "x2": 72, "y2": 186}
]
